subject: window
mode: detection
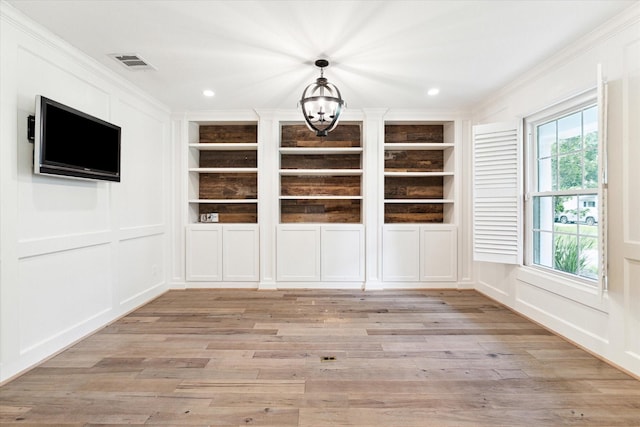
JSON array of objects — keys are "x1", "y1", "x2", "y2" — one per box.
[{"x1": 526, "y1": 94, "x2": 601, "y2": 284}]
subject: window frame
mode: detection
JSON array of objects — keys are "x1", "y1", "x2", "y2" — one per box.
[{"x1": 524, "y1": 88, "x2": 606, "y2": 290}]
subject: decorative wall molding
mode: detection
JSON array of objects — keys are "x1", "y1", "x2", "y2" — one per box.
[
  {"x1": 473, "y1": 2, "x2": 640, "y2": 116},
  {"x1": 1, "y1": 1, "x2": 169, "y2": 116}
]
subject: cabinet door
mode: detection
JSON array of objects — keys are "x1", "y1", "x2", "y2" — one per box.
[
  {"x1": 382, "y1": 225, "x2": 420, "y2": 281},
  {"x1": 321, "y1": 225, "x2": 365, "y2": 281},
  {"x1": 186, "y1": 225, "x2": 222, "y2": 281},
  {"x1": 421, "y1": 226, "x2": 457, "y2": 282},
  {"x1": 223, "y1": 225, "x2": 259, "y2": 281},
  {"x1": 276, "y1": 225, "x2": 321, "y2": 281}
]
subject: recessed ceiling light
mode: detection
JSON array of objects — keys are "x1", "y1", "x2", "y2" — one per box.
[
  {"x1": 427, "y1": 88, "x2": 440, "y2": 96},
  {"x1": 202, "y1": 89, "x2": 215, "y2": 97}
]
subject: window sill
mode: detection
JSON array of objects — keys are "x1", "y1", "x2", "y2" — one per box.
[{"x1": 516, "y1": 266, "x2": 609, "y2": 313}]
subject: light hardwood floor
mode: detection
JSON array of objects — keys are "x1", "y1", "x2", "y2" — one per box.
[{"x1": 1, "y1": 289, "x2": 639, "y2": 426}]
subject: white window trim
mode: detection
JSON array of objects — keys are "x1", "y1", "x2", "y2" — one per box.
[
  {"x1": 516, "y1": 267, "x2": 609, "y2": 314},
  {"x1": 522, "y1": 86, "x2": 608, "y2": 310}
]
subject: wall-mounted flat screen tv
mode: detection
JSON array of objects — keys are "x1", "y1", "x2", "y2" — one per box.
[{"x1": 34, "y1": 95, "x2": 121, "y2": 182}]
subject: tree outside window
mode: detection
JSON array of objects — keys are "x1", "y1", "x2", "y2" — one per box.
[{"x1": 532, "y1": 105, "x2": 599, "y2": 281}]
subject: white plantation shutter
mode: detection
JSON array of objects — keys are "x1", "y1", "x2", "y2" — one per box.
[{"x1": 472, "y1": 122, "x2": 522, "y2": 264}]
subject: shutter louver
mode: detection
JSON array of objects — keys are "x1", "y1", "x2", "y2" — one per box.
[{"x1": 472, "y1": 122, "x2": 522, "y2": 264}]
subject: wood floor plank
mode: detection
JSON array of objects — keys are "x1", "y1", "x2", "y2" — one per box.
[{"x1": 1, "y1": 289, "x2": 639, "y2": 426}]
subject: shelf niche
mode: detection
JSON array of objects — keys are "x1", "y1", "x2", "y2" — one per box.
[
  {"x1": 281, "y1": 199, "x2": 361, "y2": 224},
  {"x1": 280, "y1": 124, "x2": 362, "y2": 223},
  {"x1": 384, "y1": 123, "x2": 454, "y2": 224},
  {"x1": 198, "y1": 203, "x2": 257, "y2": 224},
  {"x1": 191, "y1": 124, "x2": 258, "y2": 224},
  {"x1": 384, "y1": 150, "x2": 444, "y2": 172}
]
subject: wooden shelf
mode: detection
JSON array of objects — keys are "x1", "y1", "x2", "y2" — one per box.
[
  {"x1": 190, "y1": 167, "x2": 258, "y2": 173},
  {"x1": 384, "y1": 171, "x2": 453, "y2": 177},
  {"x1": 190, "y1": 199, "x2": 258, "y2": 204},
  {"x1": 280, "y1": 195, "x2": 363, "y2": 200},
  {"x1": 280, "y1": 147, "x2": 363, "y2": 155},
  {"x1": 384, "y1": 199, "x2": 454, "y2": 204},
  {"x1": 279, "y1": 169, "x2": 363, "y2": 176},
  {"x1": 384, "y1": 143, "x2": 454, "y2": 150},
  {"x1": 189, "y1": 143, "x2": 258, "y2": 150}
]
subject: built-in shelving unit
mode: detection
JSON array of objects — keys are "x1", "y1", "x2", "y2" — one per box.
[
  {"x1": 279, "y1": 124, "x2": 363, "y2": 223},
  {"x1": 188, "y1": 123, "x2": 258, "y2": 223},
  {"x1": 185, "y1": 121, "x2": 260, "y2": 285},
  {"x1": 383, "y1": 123, "x2": 455, "y2": 223}
]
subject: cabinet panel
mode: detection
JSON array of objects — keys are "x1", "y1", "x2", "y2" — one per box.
[
  {"x1": 321, "y1": 226, "x2": 364, "y2": 281},
  {"x1": 223, "y1": 225, "x2": 259, "y2": 281},
  {"x1": 186, "y1": 225, "x2": 222, "y2": 281},
  {"x1": 276, "y1": 226, "x2": 321, "y2": 281},
  {"x1": 421, "y1": 226, "x2": 457, "y2": 282},
  {"x1": 186, "y1": 225, "x2": 259, "y2": 282},
  {"x1": 382, "y1": 226, "x2": 420, "y2": 281},
  {"x1": 382, "y1": 225, "x2": 457, "y2": 282}
]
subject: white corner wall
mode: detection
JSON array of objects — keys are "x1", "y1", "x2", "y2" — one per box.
[
  {"x1": 471, "y1": 4, "x2": 640, "y2": 377},
  {"x1": 0, "y1": 3, "x2": 172, "y2": 382}
]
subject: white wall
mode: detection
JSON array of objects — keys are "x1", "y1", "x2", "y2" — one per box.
[
  {"x1": 2, "y1": 0, "x2": 637, "y2": 383},
  {"x1": 0, "y1": 4, "x2": 171, "y2": 382},
  {"x1": 471, "y1": 4, "x2": 640, "y2": 377}
]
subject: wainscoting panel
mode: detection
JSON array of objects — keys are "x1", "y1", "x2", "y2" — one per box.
[
  {"x1": 18, "y1": 244, "x2": 112, "y2": 354},
  {"x1": 118, "y1": 233, "x2": 165, "y2": 307}
]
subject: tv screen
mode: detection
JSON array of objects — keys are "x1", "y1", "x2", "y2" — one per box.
[{"x1": 34, "y1": 95, "x2": 121, "y2": 182}]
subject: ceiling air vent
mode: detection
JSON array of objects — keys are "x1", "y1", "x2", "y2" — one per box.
[{"x1": 109, "y1": 53, "x2": 156, "y2": 71}]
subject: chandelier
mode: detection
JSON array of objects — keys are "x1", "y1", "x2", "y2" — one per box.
[{"x1": 299, "y1": 59, "x2": 345, "y2": 137}]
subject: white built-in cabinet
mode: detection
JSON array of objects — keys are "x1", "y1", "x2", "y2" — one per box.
[
  {"x1": 184, "y1": 120, "x2": 260, "y2": 284},
  {"x1": 276, "y1": 224, "x2": 365, "y2": 282},
  {"x1": 187, "y1": 122, "x2": 258, "y2": 224},
  {"x1": 186, "y1": 224, "x2": 259, "y2": 282},
  {"x1": 180, "y1": 114, "x2": 460, "y2": 288},
  {"x1": 380, "y1": 121, "x2": 458, "y2": 284},
  {"x1": 382, "y1": 224, "x2": 457, "y2": 282}
]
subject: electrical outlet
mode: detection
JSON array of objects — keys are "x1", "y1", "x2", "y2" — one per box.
[{"x1": 200, "y1": 213, "x2": 219, "y2": 223}]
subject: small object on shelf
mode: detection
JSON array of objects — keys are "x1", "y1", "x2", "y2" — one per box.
[{"x1": 200, "y1": 213, "x2": 219, "y2": 223}]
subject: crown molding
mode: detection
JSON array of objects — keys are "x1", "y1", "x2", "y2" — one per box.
[
  {"x1": 472, "y1": 2, "x2": 640, "y2": 116},
  {"x1": 0, "y1": 1, "x2": 170, "y2": 115}
]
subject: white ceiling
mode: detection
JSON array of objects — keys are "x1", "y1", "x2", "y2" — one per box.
[{"x1": 6, "y1": 0, "x2": 637, "y2": 112}]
